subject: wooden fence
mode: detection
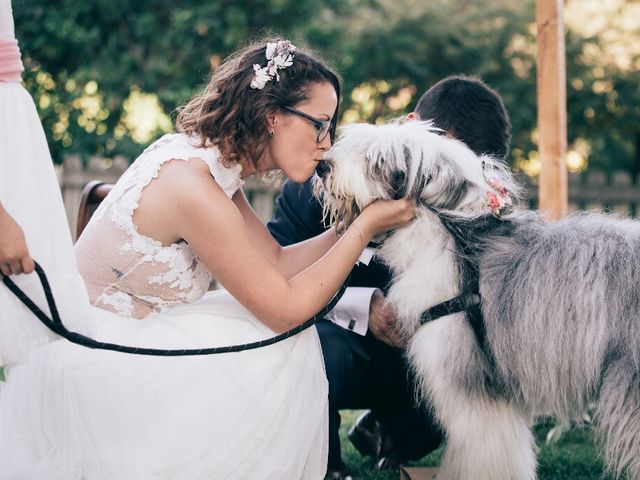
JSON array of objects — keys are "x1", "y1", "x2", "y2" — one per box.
[
  {"x1": 57, "y1": 155, "x2": 640, "y2": 240},
  {"x1": 519, "y1": 171, "x2": 640, "y2": 217}
]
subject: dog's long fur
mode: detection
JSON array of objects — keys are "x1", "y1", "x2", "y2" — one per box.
[{"x1": 318, "y1": 121, "x2": 640, "y2": 480}]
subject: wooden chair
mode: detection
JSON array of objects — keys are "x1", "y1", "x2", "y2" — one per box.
[
  {"x1": 74, "y1": 179, "x2": 219, "y2": 289},
  {"x1": 76, "y1": 181, "x2": 114, "y2": 239}
]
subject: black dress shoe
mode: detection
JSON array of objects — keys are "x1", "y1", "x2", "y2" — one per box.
[
  {"x1": 348, "y1": 410, "x2": 403, "y2": 470},
  {"x1": 324, "y1": 466, "x2": 354, "y2": 480},
  {"x1": 347, "y1": 410, "x2": 382, "y2": 458}
]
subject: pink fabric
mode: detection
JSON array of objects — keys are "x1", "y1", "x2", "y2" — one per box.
[{"x1": 0, "y1": 38, "x2": 23, "y2": 82}]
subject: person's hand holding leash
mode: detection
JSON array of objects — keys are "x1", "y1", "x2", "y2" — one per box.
[{"x1": 0, "y1": 204, "x2": 35, "y2": 276}]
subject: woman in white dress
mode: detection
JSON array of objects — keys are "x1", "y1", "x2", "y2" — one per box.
[
  {"x1": 0, "y1": 3, "x2": 415, "y2": 479},
  {"x1": 0, "y1": 0, "x2": 95, "y2": 367}
]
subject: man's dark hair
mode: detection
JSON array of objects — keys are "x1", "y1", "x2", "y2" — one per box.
[{"x1": 414, "y1": 75, "x2": 511, "y2": 160}]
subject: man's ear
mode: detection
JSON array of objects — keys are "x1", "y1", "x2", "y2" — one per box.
[{"x1": 406, "y1": 112, "x2": 420, "y2": 122}]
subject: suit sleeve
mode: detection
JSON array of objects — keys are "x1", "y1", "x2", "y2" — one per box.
[
  {"x1": 267, "y1": 178, "x2": 326, "y2": 246},
  {"x1": 267, "y1": 178, "x2": 393, "y2": 292},
  {"x1": 267, "y1": 179, "x2": 395, "y2": 336}
]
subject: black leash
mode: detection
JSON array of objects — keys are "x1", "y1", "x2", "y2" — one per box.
[{"x1": 1, "y1": 262, "x2": 348, "y2": 356}]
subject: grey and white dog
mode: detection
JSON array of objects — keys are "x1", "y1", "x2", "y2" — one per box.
[{"x1": 316, "y1": 121, "x2": 640, "y2": 480}]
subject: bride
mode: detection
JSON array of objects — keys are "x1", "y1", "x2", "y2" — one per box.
[{"x1": 0, "y1": 4, "x2": 415, "y2": 479}]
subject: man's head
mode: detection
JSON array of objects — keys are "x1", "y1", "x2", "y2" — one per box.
[{"x1": 408, "y1": 75, "x2": 511, "y2": 160}]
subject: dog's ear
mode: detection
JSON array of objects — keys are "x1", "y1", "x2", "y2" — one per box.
[{"x1": 420, "y1": 159, "x2": 471, "y2": 209}]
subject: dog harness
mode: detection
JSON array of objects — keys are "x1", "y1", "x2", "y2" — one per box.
[
  {"x1": 416, "y1": 212, "x2": 511, "y2": 370},
  {"x1": 417, "y1": 265, "x2": 493, "y2": 369}
]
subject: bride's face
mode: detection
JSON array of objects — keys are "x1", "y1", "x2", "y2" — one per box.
[{"x1": 266, "y1": 81, "x2": 338, "y2": 183}]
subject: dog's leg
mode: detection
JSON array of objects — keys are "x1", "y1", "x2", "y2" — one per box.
[
  {"x1": 596, "y1": 358, "x2": 640, "y2": 480},
  {"x1": 409, "y1": 315, "x2": 536, "y2": 480}
]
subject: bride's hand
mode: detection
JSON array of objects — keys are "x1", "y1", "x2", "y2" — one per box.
[
  {"x1": 0, "y1": 206, "x2": 35, "y2": 276},
  {"x1": 355, "y1": 198, "x2": 416, "y2": 236}
]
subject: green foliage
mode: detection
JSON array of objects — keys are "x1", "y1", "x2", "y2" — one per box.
[
  {"x1": 314, "y1": 0, "x2": 538, "y2": 155},
  {"x1": 13, "y1": 0, "x2": 346, "y2": 162},
  {"x1": 12, "y1": 0, "x2": 640, "y2": 178}
]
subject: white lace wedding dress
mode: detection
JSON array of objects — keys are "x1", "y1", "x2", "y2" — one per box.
[{"x1": 0, "y1": 128, "x2": 329, "y2": 478}]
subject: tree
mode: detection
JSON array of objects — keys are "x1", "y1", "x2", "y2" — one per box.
[
  {"x1": 14, "y1": 0, "x2": 640, "y2": 180},
  {"x1": 13, "y1": 0, "x2": 346, "y2": 162},
  {"x1": 310, "y1": 0, "x2": 640, "y2": 179}
]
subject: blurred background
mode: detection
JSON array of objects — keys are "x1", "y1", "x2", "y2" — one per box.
[{"x1": 12, "y1": 0, "x2": 640, "y2": 230}]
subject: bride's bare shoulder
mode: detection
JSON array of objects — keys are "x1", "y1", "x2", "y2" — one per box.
[
  {"x1": 148, "y1": 157, "x2": 228, "y2": 199},
  {"x1": 133, "y1": 157, "x2": 233, "y2": 245}
]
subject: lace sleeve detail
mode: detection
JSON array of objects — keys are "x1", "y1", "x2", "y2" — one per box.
[
  {"x1": 76, "y1": 133, "x2": 246, "y2": 318},
  {"x1": 95, "y1": 133, "x2": 244, "y2": 232}
]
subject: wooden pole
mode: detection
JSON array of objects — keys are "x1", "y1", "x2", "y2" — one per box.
[{"x1": 536, "y1": 0, "x2": 568, "y2": 220}]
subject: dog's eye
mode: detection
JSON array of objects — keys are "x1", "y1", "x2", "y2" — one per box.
[{"x1": 367, "y1": 155, "x2": 384, "y2": 176}]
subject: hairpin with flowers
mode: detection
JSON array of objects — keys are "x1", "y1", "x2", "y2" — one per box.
[
  {"x1": 482, "y1": 160, "x2": 512, "y2": 217},
  {"x1": 250, "y1": 40, "x2": 296, "y2": 90}
]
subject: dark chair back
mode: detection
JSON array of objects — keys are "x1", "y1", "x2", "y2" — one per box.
[{"x1": 76, "y1": 181, "x2": 114, "y2": 239}]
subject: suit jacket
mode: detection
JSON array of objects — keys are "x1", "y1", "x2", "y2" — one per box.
[{"x1": 267, "y1": 178, "x2": 393, "y2": 293}]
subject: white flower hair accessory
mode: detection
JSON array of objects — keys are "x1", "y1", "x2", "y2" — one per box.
[{"x1": 250, "y1": 40, "x2": 296, "y2": 90}]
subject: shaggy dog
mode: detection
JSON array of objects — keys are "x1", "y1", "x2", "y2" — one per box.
[{"x1": 315, "y1": 121, "x2": 640, "y2": 480}]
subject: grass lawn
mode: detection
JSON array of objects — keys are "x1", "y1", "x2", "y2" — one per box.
[{"x1": 339, "y1": 411, "x2": 614, "y2": 480}]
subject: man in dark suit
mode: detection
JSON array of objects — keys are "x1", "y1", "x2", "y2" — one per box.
[{"x1": 268, "y1": 75, "x2": 511, "y2": 479}]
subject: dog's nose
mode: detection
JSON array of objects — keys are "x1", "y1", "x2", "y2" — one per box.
[{"x1": 315, "y1": 160, "x2": 331, "y2": 178}]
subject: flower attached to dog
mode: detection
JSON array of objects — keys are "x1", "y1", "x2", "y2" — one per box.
[
  {"x1": 250, "y1": 40, "x2": 296, "y2": 90},
  {"x1": 485, "y1": 178, "x2": 512, "y2": 217},
  {"x1": 482, "y1": 161, "x2": 512, "y2": 217}
]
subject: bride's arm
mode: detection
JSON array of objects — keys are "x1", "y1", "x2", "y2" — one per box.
[
  {"x1": 165, "y1": 162, "x2": 412, "y2": 333},
  {"x1": 232, "y1": 189, "x2": 341, "y2": 279}
]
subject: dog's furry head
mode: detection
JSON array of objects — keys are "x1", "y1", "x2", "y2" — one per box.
[{"x1": 315, "y1": 120, "x2": 519, "y2": 228}]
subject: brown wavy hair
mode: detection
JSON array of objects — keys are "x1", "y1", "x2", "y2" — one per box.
[{"x1": 176, "y1": 39, "x2": 341, "y2": 169}]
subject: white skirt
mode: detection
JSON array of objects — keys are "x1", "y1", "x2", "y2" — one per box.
[
  {"x1": 0, "y1": 81, "x2": 95, "y2": 366},
  {"x1": 0, "y1": 292, "x2": 329, "y2": 479},
  {"x1": 0, "y1": 82, "x2": 328, "y2": 479}
]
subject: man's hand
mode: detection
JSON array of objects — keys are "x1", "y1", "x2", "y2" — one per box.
[
  {"x1": 0, "y1": 205, "x2": 35, "y2": 276},
  {"x1": 368, "y1": 289, "x2": 406, "y2": 347}
]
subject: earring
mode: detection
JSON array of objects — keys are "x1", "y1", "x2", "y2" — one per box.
[{"x1": 269, "y1": 130, "x2": 274, "y2": 137}]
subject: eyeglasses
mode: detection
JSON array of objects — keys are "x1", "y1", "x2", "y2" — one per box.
[{"x1": 282, "y1": 106, "x2": 332, "y2": 143}]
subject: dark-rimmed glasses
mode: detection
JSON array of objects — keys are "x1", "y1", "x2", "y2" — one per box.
[{"x1": 282, "y1": 106, "x2": 332, "y2": 143}]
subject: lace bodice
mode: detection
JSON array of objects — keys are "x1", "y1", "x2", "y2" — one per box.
[{"x1": 74, "y1": 133, "x2": 244, "y2": 319}]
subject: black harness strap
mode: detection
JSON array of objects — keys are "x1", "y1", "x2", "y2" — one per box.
[
  {"x1": 419, "y1": 293, "x2": 480, "y2": 324},
  {"x1": 1, "y1": 262, "x2": 348, "y2": 356},
  {"x1": 417, "y1": 280, "x2": 494, "y2": 369},
  {"x1": 416, "y1": 210, "x2": 506, "y2": 369}
]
